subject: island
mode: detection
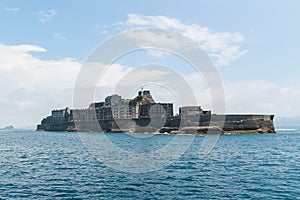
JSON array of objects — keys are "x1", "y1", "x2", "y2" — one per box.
[
  {"x1": 0, "y1": 125, "x2": 14, "y2": 131},
  {"x1": 37, "y1": 90, "x2": 275, "y2": 134}
]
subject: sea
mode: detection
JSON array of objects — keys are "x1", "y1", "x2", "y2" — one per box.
[{"x1": 0, "y1": 128, "x2": 299, "y2": 199}]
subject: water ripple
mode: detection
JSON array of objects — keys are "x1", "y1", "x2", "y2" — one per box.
[{"x1": 0, "y1": 130, "x2": 300, "y2": 199}]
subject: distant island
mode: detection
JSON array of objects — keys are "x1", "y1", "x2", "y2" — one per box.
[
  {"x1": 37, "y1": 89, "x2": 275, "y2": 134},
  {"x1": 0, "y1": 125, "x2": 14, "y2": 130}
]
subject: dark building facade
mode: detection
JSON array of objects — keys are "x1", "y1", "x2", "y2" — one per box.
[{"x1": 139, "y1": 103, "x2": 173, "y2": 118}]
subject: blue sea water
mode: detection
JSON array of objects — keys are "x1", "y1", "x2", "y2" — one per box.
[{"x1": 0, "y1": 128, "x2": 299, "y2": 199}]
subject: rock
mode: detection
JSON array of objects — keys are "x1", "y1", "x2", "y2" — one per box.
[
  {"x1": 135, "y1": 126, "x2": 158, "y2": 133},
  {"x1": 159, "y1": 127, "x2": 178, "y2": 133},
  {"x1": 179, "y1": 126, "x2": 224, "y2": 134}
]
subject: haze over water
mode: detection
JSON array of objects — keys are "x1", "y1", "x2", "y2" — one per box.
[{"x1": 1, "y1": 129, "x2": 299, "y2": 199}]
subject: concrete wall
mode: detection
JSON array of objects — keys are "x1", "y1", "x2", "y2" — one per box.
[{"x1": 37, "y1": 114, "x2": 275, "y2": 134}]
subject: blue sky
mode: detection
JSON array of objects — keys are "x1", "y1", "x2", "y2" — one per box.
[{"x1": 1, "y1": 0, "x2": 300, "y2": 127}]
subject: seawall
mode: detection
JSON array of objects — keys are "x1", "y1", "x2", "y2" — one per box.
[{"x1": 37, "y1": 114, "x2": 275, "y2": 134}]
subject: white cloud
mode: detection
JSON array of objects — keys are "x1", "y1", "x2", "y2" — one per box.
[
  {"x1": 125, "y1": 29, "x2": 182, "y2": 50},
  {"x1": 223, "y1": 80, "x2": 300, "y2": 116},
  {"x1": 0, "y1": 43, "x2": 146, "y2": 127},
  {"x1": 175, "y1": 71, "x2": 300, "y2": 117},
  {"x1": 0, "y1": 43, "x2": 80, "y2": 127},
  {"x1": 0, "y1": 43, "x2": 47, "y2": 70},
  {"x1": 37, "y1": 9, "x2": 56, "y2": 24},
  {"x1": 53, "y1": 33, "x2": 67, "y2": 40},
  {"x1": 121, "y1": 14, "x2": 247, "y2": 66},
  {"x1": 0, "y1": 7, "x2": 20, "y2": 12}
]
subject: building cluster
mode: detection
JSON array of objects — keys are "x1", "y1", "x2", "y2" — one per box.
[
  {"x1": 37, "y1": 89, "x2": 276, "y2": 133},
  {"x1": 40, "y1": 90, "x2": 178, "y2": 124},
  {"x1": 40, "y1": 107, "x2": 70, "y2": 125}
]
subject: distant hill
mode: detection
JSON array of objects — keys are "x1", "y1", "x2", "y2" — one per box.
[{"x1": 0, "y1": 125, "x2": 14, "y2": 130}]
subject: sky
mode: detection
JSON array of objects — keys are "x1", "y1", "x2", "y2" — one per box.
[{"x1": 1, "y1": 0, "x2": 300, "y2": 127}]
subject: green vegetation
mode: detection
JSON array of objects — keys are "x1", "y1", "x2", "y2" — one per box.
[{"x1": 129, "y1": 95, "x2": 143, "y2": 105}]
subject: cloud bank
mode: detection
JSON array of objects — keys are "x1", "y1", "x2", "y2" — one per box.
[
  {"x1": 121, "y1": 14, "x2": 247, "y2": 66},
  {"x1": 0, "y1": 43, "x2": 80, "y2": 127},
  {"x1": 0, "y1": 44, "x2": 134, "y2": 127}
]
